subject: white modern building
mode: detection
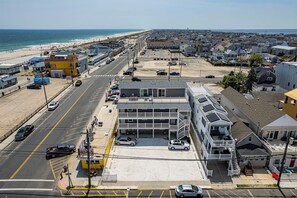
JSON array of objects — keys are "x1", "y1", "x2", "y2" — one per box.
[
  {"x1": 271, "y1": 45, "x2": 297, "y2": 56},
  {"x1": 275, "y1": 62, "x2": 297, "y2": 90},
  {"x1": 187, "y1": 85, "x2": 240, "y2": 177}
]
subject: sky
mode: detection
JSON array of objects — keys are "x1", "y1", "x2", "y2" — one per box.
[{"x1": 1, "y1": 0, "x2": 297, "y2": 29}]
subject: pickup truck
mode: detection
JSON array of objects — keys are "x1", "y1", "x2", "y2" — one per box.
[{"x1": 46, "y1": 143, "x2": 76, "y2": 159}]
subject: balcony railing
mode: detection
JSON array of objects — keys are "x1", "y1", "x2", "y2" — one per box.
[
  {"x1": 154, "y1": 123, "x2": 169, "y2": 129},
  {"x1": 118, "y1": 112, "x2": 178, "y2": 118},
  {"x1": 201, "y1": 143, "x2": 232, "y2": 160},
  {"x1": 138, "y1": 123, "x2": 153, "y2": 128},
  {"x1": 118, "y1": 123, "x2": 169, "y2": 129},
  {"x1": 119, "y1": 123, "x2": 137, "y2": 128},
  {"x1": 205, "y1": 133, "x2": 235, "y2": 148}
]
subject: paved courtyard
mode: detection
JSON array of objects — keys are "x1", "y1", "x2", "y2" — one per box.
[{"x1": 106, "y1": 138, "x2": 208, "y2": 182}]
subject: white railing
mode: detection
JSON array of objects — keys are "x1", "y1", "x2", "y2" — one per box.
[
  {"x1": 170, "y1": 125, "x2": 178, "y2": 130},
  {"x1": 228, "y1": 169, "x2": 241, "y2": 176},
  {"x1": 118, "y1": 112, "x2": 178, "y2": 118},
  {"x1": 138, "y1": 123, "x2": 153, "y2": 128},
  {"x1": 201, "y1": 160, "x2": 213, "y2": 177},
  {"x1": 118, "y1": 123, "x2": 137, "y2": 128},
  {"x1": 154, "y1": 123, "x2": 169, "y2": 128},
  {"x1": 201, "y1": 143, "x2": 232, "y2": 160}
]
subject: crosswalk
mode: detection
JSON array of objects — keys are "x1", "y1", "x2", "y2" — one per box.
[
  {"x1": 92, "y1": 75, "x2": 118, "y2": 78},
  {"x1": 49, "y1": 156, "x2": 69, "y2": 179}
]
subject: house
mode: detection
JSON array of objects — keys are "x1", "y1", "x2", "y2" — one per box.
[
  {"x1": 146, "y1": 40, "x2": 179, "y2": 49},
  {"x1": 224, "y1": 50, "x2": 238, "y2": 61},
  {"x1": 271, "y1": 45, "x2": 297, "y2": 56},
  {"x1": 45, "y1": 52, "x2": 88, "y2": 78},
  {"x1": 0, "y1": 63, "x2": 21, "y2": 75},
  {"x1": 187, "y1": 85, "x2": 240, "y2": 177},
  {"x1": 252, "y1": 67, "x2": 279, "y2": 92},
  {"x1": 275, "y1": 62, "x2": 297, "y2": 90},
  {"x1": 117, "y1": 80, "x2": 191, "y2": 140},
  {"x1": 180, "y1": 44, "x2": 196, "y2": 56},
  {"x1": 221, "y1": 87, "x2": 297, "y2": 173},
  {"x1": 282, "y1": 89, "x2": 297, "y2": 121}
]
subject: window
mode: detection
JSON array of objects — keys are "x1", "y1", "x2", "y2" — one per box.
[
  {"x1": 291, "y1": 100, "x2": 296, "y2": 105},
  {"x1": 285, "y1": 96, "x2": 288, "y2": 104},
  {"x1": 267, "y1": 77, "x2": 273, "y2": 81},
  {"x1": 288, "y1": 82, "x2": 290, "y2": 87},
  {"x1": 202, "y1": 117, "x2": 206, "y2": 127},
  {"x1": 249, "y1": 137, "x2": 252, "y2": 141},
  {"x1": 274, "y1": 159, "x2": 280, "y2": 165},
  {"x1": 294, "y1": 84, "x2": 296, "y2": 89},
  {"x1": 140, "y1": 89, "x2": 148, "y2": 97},
  {"x1": 158, "y1": 89, "x2": 166, "y2": 97}
]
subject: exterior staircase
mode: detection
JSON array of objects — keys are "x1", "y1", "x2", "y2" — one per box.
[
  {"x1": 228, "y1": 150, "x2": 241, "y2": 176},
  {"x1": 177, "y1": 113, "x2": 189, "y2": 140}
]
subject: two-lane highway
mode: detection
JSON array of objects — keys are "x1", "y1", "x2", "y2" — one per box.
[{"x1": 0, "y1": 35, "x2": 147, "y2": 197}]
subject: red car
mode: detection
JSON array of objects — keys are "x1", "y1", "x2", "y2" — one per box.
[{"x1": 108, "y1": 90, "x2": 120, "y2": 96}]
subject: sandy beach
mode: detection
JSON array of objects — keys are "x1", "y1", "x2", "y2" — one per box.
[{"x1": 0, "y1": 30, "x2": 146, "y2": 64}]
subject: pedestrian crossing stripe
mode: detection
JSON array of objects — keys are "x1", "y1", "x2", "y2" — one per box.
[{"x1": 92, "y1": 75, "x2": 117, "y2": 77}]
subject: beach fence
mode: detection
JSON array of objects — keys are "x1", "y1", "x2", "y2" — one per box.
[{"x1": 0, "y1": 84, "x2": 71, "y2": 143}]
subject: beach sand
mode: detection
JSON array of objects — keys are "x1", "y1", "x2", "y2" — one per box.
[{"x1": 0, "y1": 30, "x2": 146, "y2": 64}]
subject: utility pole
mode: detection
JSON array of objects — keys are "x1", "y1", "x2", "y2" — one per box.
[
  {"x1": 41, "y1": 73, "x2": 48, "y2": 108},
  {"x1": 127, "y1": 50, "x2": 130, "y2": 68},
  {"x1": 277, "y1": 131, "x2": 292, "y2": 188},
  {"x1": 86, "y1": 129, "x2": 91, "y2": 188}
]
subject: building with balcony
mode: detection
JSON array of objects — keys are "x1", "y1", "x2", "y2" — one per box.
[
  {"x1": 275, "y1": 62, "x2": 297, "y2": 90},
  {"x1": 282, "y1": 89, "x2": 297, "y2": 121},
  {"x1": 221, "y1": 87, "x2": 297, "y2": 173},
  {"x1": 117, "y1": 80, "x2": 191, "y2": 139},
  {"x1": 187, "y1": 85, "x2": 240, "y2": 177}
]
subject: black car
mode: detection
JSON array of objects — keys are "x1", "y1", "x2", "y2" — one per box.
[
  {"x1": 123, "y1": 68, "x2": 134, "y2": 75},
  {"x1": 132, "y1": 77, "x2": 141, "y2": 81},
  {"x1": 157, "y1": 70, "x2": 167, "y2": 75},
  {"x1": 15, "y1": 125, "x2": 34, "y2": 141},
  {"x1": 27, "y1": 83, "x2": 41, "y2": 89},
  {"x1": 205, "y1": 75, "x2": 215, "y2": 78},
  {"x1": 46, "y1": 143, "x2": 76, "y2": 159},
  {"x1": 170, "y1": 71, "x2": 180, "y2": 76},
  {"x1": 75, "y1": 80, "x2": 82, "y2": 86}
]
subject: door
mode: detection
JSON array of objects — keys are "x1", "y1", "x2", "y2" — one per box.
[
  {"x1": 273, "y1": 131, "x2": 279, "y2": 139},
  {"x1": 289, "y1": 158, "x2": 296, "y2": 168}
]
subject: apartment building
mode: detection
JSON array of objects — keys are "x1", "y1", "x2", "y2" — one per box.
[
  {"x1": 221, "y1": 87, "x2": 297, "y2": 173},
  {"x1": 117, "y1": 80, "x2": 191, "y2": 140},
  {"x1": 282, "y1": 89, "x2": 297, "y2": 121},
  {"x1": 275, "y1": 62, "x2": 297, "y2": 90},
  {"x1": 187, "y1": 85, "x2": 240, "y2": 177}
]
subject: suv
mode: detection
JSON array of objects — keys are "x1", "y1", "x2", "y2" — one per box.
[
  {"x1": 168, "y1": 139, "x2": 190, "y2": 150},
  {"x1": 156, "y1": 70, "x2": 167, "y2": 75},
  {"x1": 15, "y1": 125, "x2": 34, "y2": 141},
  {"x1": 123, "y1": 68, "x2": 134, "y2": 75},
  {"x1": 205, "y1": 75, "x2": 215, "y2": 78},
  {"x1": 115, "y1": 136, "x2": 137, "y2": 146},
  {"x1": 175, "y1": 185, "x2": 203, "y2": 198}
]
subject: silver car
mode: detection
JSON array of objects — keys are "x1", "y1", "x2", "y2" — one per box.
[
  {"x1": 115, "y1": 136, "x2": 137, "y2": 146},
  {"x1": 175, "y1": 184, "x2": 203, "y2": 198},
  {"x1": 48, "y1": 101, "x2": 59, "y2": 111},
  {"x1": 168, "y1": 139, "x2": 190, "y2": 151}
]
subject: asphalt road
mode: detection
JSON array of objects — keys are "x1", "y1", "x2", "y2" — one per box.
[{"x1": 0, "y1": 35, "x2": 147, "y2": 197}]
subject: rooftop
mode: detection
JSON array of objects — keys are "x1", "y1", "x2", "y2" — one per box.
[
  {"x1": 271, "y1": 45, "x2": 297, "y2": 50},
  {"x1": 119, "y1": 80, "x2": 187, "y2": 89},
  {"x1": 221, "y1": 87, "x2": 284, "y2": 128},
  {"x1": 285, "y1": 88, "x2": 297, "y2": 100}
]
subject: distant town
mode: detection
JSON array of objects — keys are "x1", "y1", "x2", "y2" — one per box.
[{"x1": 0, "y1": 29, "x2": 297, "y2": 197}]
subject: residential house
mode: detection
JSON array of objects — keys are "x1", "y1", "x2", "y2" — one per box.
[
  {"x1": 117, "y1": 80, "x2": 191, "y2": 140},
  {"x1": 187, "y1": 85, "x2": 240, "y2": 177},
  {"x1": 252, "y1": 67, "x2": 279, "y2": 92},
  {"x1": 282, "y1": 89, "x2": 297, "y2": 121},
  {"x1": 275, "y1": 62, "x2": 297, "y2": 90},
  {"x1": 221, "y1": 87, "x2": 297, "y2": 173},
  {"x1": 271, "y1": 45, "x2": 297, "y2": 56}
]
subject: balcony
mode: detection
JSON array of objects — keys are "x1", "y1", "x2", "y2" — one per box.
[
  {"x1": 118, "y1": 123, "x2": 169, "y2": 129},
  {"x1": 119, "y1": 123, "x2": 137, "y2": 128},
  {"x1": 118, "y1": 112, "x2": 178, "y2": 118},
  {"x1": 138, "y1": 123, "x2": 153, "y2": 128},
  {"x1": 201, "y1": 143, "x2": 232, "y2": 160}
]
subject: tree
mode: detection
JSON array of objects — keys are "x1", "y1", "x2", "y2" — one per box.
[
  {"x1": 245, "y1": 68, "x2": 257, "y2": 92},
  {"x1": 249, "y1": 53, "x2": 263, "y2": 67},
  {"x1": 222, "y1": 71, "x2": 247, "y2": 92}
]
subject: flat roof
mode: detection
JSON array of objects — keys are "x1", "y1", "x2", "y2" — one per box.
[
  {"x1": 0, "y1": 63, "x2": 19, "y2": 69},
  {"x1": 117, "y1": 102, "x2": 191, "y2": 111},
  {"x1": 285, "y1": 88, "x2": 297, "y2": 100},
  {"x1": 120, "y1": 80, "x2": 187, "y2": 89},
  {"x1": 271, "y1": 45, "x2": 296, "y2": 50}
]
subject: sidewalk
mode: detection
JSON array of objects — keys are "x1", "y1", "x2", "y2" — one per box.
[{"x1": 58, "y1": 100, "x2": 117, "y2": 189}]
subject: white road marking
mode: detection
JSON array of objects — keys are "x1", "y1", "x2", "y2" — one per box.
[
  {"x1": 206, "y1": 190, "x2": 211, "y2": 197},
  {"x1": 0, "y1": 179, "x2": 54, "y2": 182},
  {"x1": 247, "y1": 190, "x2": 254, "y2": 198},
  {"x1": 0, "y1": 188, "x2": 53, "y2": 191}
]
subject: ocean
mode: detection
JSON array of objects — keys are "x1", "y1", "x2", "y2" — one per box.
[
  {"x1": 0, "y1": 29, "x2": 142, "y2": 52},
  {"x1": 212, "y1": 29, "x2": 297, "y2": 35}
]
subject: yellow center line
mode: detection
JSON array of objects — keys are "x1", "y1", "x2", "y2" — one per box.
[
  {"x1": 148, "y1": 191, "x2": 153, "y2": 198},
  {"x1": 10, "y1": 81, "x2": 95, "y2": 179},
  {"x1": 137, "y1": 191, "x2": 142, "y2": 198},
  {"x1": 169, "y1": 190, "x2": 172, "y2": 198},
  {"x1": 97, "y1": 191, "x2": 102, "y2": 195},
  {"x1": 160, "y1": 190, "x2": 164, "y2": 198},
  {"x1": 49, "y1": 160, "x2": 56, "y2": 179},
  {"x1": 113, "y1": 190, "x2": 117, "y2": 195},
  {"x1": 82, "y1": 191, "x2": 86, "y2": 195}
]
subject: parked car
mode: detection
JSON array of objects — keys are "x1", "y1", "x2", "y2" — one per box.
[
  {"x1": 205, "y1": 75, "x2": 215, "y2": 78},
  {"x1": 170, "y1": 71, "x2": 180, "y2": 76},
  {"x1": 75, "y1": 80, "x2": 82, "y2": 86},
  {"x1": 107, "y1": 95, "x2": 118, "y2": 101},
  {"x1": 48, "y1": 101, "x2": 59, "y2": 111},
  {"x1": 115, "y1": 136, "x2": 137, "y2": 146},
  {"x1": 123, "y1": 68, "x2": 134, "y2": 75},
  {"x1": 133, "y1": 59, "x2": 139, "y2": 64},
  {"x1": 46, "y1": 143, "x2": 76, "y2": 159},
  {"x1": 27, "y1": 83, "x2": 41, "y2": 89},
  {"x1": 108, "y1": 90, "x2": 120, "y2": 96},
  {"x1": 168, "y1": 139, "x2": 190, "y2": 150},
  {"x1": 15, "y1": 125, "x2": 34, "y2": 141},
  {"x1": 156, "y1": 70, "x2": 167, "y2": 75},
  {"x1": 132, "y1": 77, "x2": 141, "y2": 81},
  {"x1": 175, "y1": 184, "x2": 203, "y2": 198}
]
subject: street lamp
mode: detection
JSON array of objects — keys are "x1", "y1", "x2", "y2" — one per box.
[
  {"x1": 41, "y1": 72, "x2": 48, "y2": 108},
  {"x1": 70, "y1": 64, "x2": 74, "y2": 85}
]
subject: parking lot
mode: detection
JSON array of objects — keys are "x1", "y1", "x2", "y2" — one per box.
[{"x1": 106, "y1": 138, "x2": 207, "y2": 182}]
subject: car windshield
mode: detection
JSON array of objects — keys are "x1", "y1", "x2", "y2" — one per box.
[
  {"x1": 191, "y1": 185, "x2": 198, "y2": 191},
  {"x1": 17, "y1": 128, "x2": 25, "y2": 134},
  {"x1": 178, "y1": 185, "x2": 183, "y2": 191}
]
